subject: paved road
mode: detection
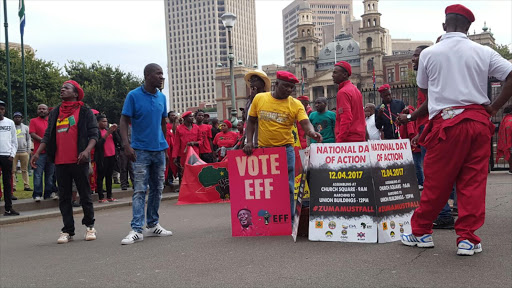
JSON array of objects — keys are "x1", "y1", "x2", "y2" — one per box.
[{"x1": 1, "y1": 173, "x2": 511, "y2": 288}]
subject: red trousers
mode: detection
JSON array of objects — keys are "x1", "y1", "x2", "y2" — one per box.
[{"x1": 412, "y1": 117, "x2": 491, "y2": 245}]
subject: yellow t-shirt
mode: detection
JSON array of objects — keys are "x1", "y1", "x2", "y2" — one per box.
[{"x1": 249, "y1": 92, "x2": 308, "y2": 147}]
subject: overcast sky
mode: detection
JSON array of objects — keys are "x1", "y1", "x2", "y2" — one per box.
[{"x1": 1, "y1": 0, "x2": 511, "y2": 98}]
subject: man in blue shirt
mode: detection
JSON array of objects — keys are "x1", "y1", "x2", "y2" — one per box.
[{"x1": 119, "y1": 63, "x2": 173, "y2": 245}]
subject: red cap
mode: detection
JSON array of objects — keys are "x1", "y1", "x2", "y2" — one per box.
[
  {"x1": 223, "y1": 120, "x2": 232, "y2": 128},
  {"x1": 334, "y1": 61, "x2": 352, "y2": 76},
  {"x1": 297, "y1": 95, "x2": 309, "y2": 101},
  {"x1": 378, "y1": 84, "x2": 391, "y2": 93},
  {"x1": 64, "y1": 80, "x2": 84, "y2": 101},
  {"x1": 276, "y1": 71, "x2": 299, "y2": 84},
  {"x1": 91, "y1": 109, "x2": 99, "y2": 115},
  {"x1": 182, "y1": 111, "x2": 192, "y2": 118},
  {"x1": 445, "y1": 4, "x2": 475, "y2": 23}
]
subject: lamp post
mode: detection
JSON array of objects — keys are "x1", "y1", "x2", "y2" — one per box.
[{"x1": 221, "y1": 12, "x2": 237, "y2": 125}]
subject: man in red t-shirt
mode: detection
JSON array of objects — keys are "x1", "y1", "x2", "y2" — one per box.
[
  {"x1": 165, "y1": 111, "x2": 178, "y2": 185},
  {"x1": 95, "y1": 115, "x2": 119, "y2": 203},
  {"x1": 172, "y1": 111, "x2": 202, "y2": 170},
  {"x1": 31, "y1": 80, "x2": 99, "y2": 244},
  {"x1": 194, "y1": 110, "x2": 214, "y2": 163},
  {"x1": 29, "y1": 104, "x2": 56, "y2": 201}
]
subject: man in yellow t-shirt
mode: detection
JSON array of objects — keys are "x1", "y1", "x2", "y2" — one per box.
[{"x1": 243, "y1": 71, "x2": 322, "y2": 217}]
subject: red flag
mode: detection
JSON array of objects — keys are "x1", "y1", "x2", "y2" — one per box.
[{"x1": 177, "y1": 147, "x2": 230, "y2": 205}]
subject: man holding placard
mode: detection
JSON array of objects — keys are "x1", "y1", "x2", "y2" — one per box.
[{"x1": 243, "y1": 71, "x2": 322, "y2": 217}]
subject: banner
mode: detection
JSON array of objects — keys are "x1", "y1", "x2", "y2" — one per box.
[
  {"x1": 308, "y1": 143, "x2": 377, "y2": 242},
  {"x1": 294, "y1": 147, "x2": 310, "y2": 200},
  {"x1": 228, "y1": 147, "x2": 292, "y2": 237},
  {"x1": 177, "y1": 147, "x2": 230, "y2": 205},
  {"x1": 292, "y1": 147, "x2": 310, "y2": 242},
  {"x1": 369, "y1": 139, "x2": 420, "y2": 243}
]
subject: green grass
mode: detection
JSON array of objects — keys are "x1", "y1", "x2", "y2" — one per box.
[{"x1": 7, "y1": 172, "x2": 121, "y2": 200}]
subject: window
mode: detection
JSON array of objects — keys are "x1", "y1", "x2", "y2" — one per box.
[
  {"x1": 400, "y1": 67, "x2": 407, "y2": 81},
  {"x1": 387, "y1": 69, "x2": 395, "y2": 83}
]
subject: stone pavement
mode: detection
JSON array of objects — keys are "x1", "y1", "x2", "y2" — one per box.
[{"x1": 0, "y1": 172, "x2": 510, "y2": 287}]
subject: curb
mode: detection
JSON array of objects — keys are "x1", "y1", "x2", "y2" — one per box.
[{"x1": 0, "y1": 194, "x2": 179, "y2": 226}]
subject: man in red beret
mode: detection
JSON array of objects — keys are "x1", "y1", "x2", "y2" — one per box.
[
  {"x1": 376, "y1": 84, "x2": 405, "y2": 139},
  {"x1": 244, "y1": 71, "x2": 322, "y2": 218},
  {"x1": 332, "y1": 61, "x2": 366, "y2": 143},
  {"x1": 194, "y1": 110, "x2": 214, "y2": 163},
  {"x1": 399, "y1": 4, "x2": 512, "y2": 256},
  {"x1": 31, "y1": 80, "x2": 99, "y2": 244},
  {"x1": 173, "y1": 111, "x2": 202, "y2": 170}
]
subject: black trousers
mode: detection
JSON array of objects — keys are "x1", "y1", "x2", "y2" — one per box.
[
  {"x1": 0, "y1": 156, "x2": 13, "y2": 211},
  {"x1": 96, "y1": 156, "x2": 115, "y2": 199},
  {"x1": 118, "y1": 152, "x2": 134, "y2": 189},
  {"x1": 56, "y1": 163, "x2": 94, "y2": 235}
]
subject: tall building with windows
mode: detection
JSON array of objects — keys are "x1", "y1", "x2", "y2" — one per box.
[
  {"x1": 164, "y1": 0, "x2": 258, "y2": 112},
  {"x1": 282, "y1": 0, "x2": 353, "y2": 66}
]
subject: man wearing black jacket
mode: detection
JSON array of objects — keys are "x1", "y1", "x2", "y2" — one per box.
[
  {"x1": 31, "y1": 80, "x2": 98, "y2": 244},
  {"x1": 376, "y1": 84, "x2": 405, "y2": 139}
]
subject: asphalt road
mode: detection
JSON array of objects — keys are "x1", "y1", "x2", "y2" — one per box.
[{"x1": 1, "y1": 173, "x2": 511, "y2": 288}]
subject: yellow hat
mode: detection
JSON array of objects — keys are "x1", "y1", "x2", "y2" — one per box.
[{"x1": 244, "y1": 69, "x2": 271, "y2": 92}]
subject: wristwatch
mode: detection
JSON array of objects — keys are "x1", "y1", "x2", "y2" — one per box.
[{"x1": 406, "y1": 114, "x2": 412, "y2": 122}]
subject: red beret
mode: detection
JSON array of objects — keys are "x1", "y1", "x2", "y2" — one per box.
[
  {"x1": 91, "y1": 109, "x2": 99, "y2": 115},
  {"x1": 445, "y1": 4, "x2": 475, "y2": 23},
  {"x1": 297, "y1": 95, "x2": 309, "y2": 101},
  {"x1": 378, "y1": 84, "x2": 391, "y2": 93},
  {"x1": 276, "y1": 71, "x2": 299, "y2": 84},
  {"x1": 223, "y1": 120, "x2": 232, "y2": 128},
  {"x1": 334, "y1": 61, "x2": 352, "y2": 76},
  {"x1": 182, "y1": 111, "x2": 192, "y2": 118},
  {"x1": 64, "y1": 80, "x2": 84, "y2": 101}
]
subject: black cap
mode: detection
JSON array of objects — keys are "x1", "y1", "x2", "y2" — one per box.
[{"x1": 0, "y1": 100, "x2": 5, "y2": 107}]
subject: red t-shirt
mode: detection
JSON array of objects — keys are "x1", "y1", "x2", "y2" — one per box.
[
  {"x1": 197, "y1": 124, "x2": 213, "y2": 153},
  {"x1": 100, "y1": 129, "x2": 116, "y2": 157},
  {"x1": 55, "y1": 108, "x2": 80, "y2": 165},
  {"x1": 213, "y1": 131, "x2": 239, "y2": 148},
  {"x1": 172, "y1": 124, "x2": 202, "y2": 158},
  {"x1": 166, "y1": 123, "x2": 175, "y2": 158},
  {"x1": 29, "y1": 117, "x2": 48, "y2": 153}
]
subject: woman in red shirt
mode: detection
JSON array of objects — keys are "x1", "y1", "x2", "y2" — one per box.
[{"x1": 213, "y1": 120, "x2": 239, "y2": 161}]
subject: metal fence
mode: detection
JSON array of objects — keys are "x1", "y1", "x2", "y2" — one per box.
[{"x1": 326, "y1": 81, "x2": 510, "y2": 171}]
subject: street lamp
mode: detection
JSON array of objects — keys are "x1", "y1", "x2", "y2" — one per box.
[{"x1": 221, "y1": 12, "x2": 237, "y2": 125}]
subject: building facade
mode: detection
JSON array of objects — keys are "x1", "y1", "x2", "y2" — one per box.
[
  {"x1": 283, "y1": 0, "x2": 353, "y2": 66},
  {"x1": 164, "y1": 0, "x2": 258, "y2": 112}
]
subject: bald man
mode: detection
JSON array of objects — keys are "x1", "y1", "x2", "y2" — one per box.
[{"x1": 29, "y1": 104, "x2": 56, "y2": 201}]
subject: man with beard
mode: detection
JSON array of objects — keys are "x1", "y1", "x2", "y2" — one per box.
[
  {"x1": 31, "y1": 80, "x2": 98, "y2": 243},
  {"x1": 376, "y1": 84, "x2": 405, "y2": 140},
  {"x1": 29, "y1": 104, "x2": 56, "y2": 201}
]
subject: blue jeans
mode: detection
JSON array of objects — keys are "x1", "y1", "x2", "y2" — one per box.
[
  {"x1": 286, "y1": 145, "x2": 295, "y2": 219},
  {"x1": 412, "y1": 152, "x2": 424, "y2": 186},
  {"x1": 438, "y1": 185, "x2": 456, "y2": 219},
  {"x1": 130, "y1": 150, "x2": 166, "y2": 232},
  {"x1": 33, "y1": 153, "x2": 55, "y2": 199}
]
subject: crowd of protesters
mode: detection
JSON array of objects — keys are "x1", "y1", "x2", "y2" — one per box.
[{"x1": 0, "y1": 4, "x2": 511, "y2": 256}]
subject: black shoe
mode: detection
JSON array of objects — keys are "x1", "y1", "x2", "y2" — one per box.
[
  {"x1": 24, "y1": 187, "x2": 33, "y2": 191},
  {"x1": 433, "y1": 217, "x2": 454, "y2": 229},
  {"x1": 11, "y1": 196, "x2": 18, "y2": 200},
  {"x1": 4, "y1": 209, "x2": 20, "y2": 216},
  {"x1": 72, "y1": 201, "x2": 81, "y2": 207},
  {"x1": 121, "y1": 187, "x2": 128, "y2": 190}
]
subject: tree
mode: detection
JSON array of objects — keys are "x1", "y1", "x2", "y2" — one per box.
[
  {"x1": 0, "y1": 48, "x2": 66, "y2": 119},
  {"x1": 492, "y1": 44, "x2": 512, "y2": 60},
  {"x1": 64, "y1": 61, "x2": 142, "y2": 124}
]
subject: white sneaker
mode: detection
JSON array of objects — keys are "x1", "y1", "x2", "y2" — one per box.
[
  {"x1": 34, "y1": 196, "x2": 41, "y2": 202},
  {"x1": 121, "y1": 230, "x2": 143, "y2": 245},
  {"x1": 144, "y1": 223, "x2": 173, "y2": 237},
  {"x1": 457, "y1": 240, "x2": 483, "y2": 256},
  {"x1": 51, "y1": 192, "x2": 59, "y2": 200},
  {"x1": 57, "y1": 232, "x2": 73, "y2": 244},
  {"x1": 85, "y1": 227, "x2": 97, "y2": 241}
]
